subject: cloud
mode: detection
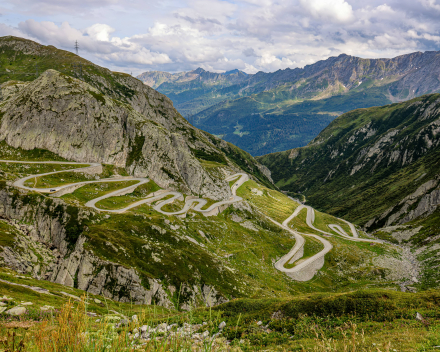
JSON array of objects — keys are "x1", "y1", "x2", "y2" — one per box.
[
  {"x1": 243, "y1": 48, "x2": 257, "y2": 57},
  {"x1": 84, "y1": 24, "x2": 115, "y2": 42},
  {"x1": 1, "y1": 0, "x2": 440, "y2": 75},
  {"x1": 299, "y1": 0, "x2": 354, "y2": 23},
  {"x1": 420, "y1": 0, "x2": 440, "y2": 11}
]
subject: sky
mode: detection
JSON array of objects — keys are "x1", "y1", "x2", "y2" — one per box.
[{"x1": 1, "y1": 0, "x2": 440, "y2": 75}]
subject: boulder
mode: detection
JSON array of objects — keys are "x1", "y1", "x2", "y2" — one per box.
[{"x1": 6, "y1": 306, "x2": 26, "y2": 316}]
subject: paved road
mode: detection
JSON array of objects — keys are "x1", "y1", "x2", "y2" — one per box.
[
  {"x1": 271, "y1": 202, "x2": 383, "y2": 281},
  {"x1": 272, "y1": 206, "x2": 332, "y2": 280},
  {"x1": 4, "y1": 160, "x2": 381, "y2": 282},
  {"x1": 300, "y1": 204, "x2": 382, "y2": 243},
  {"x1": 3, "y1": 160, "x2": 248, "y2": 216}
]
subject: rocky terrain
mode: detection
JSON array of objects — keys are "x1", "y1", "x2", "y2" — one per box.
[
  {"x1": 0, "y1": 36, "x2": 434, "y2": 314},
  {"x1": 0, "y1": 36, "x2": 273, "y2": 198}
]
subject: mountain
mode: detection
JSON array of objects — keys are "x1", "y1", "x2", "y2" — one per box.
[
  {"x1": 258, "y1": 94, "x2": 440, "y2": 288},
  {"x1": 137, "y1": 67, "x2": 249, "y2": 117},
  {"x1": 0, "y1": 36, "x2": 273, "y2": 197},
  {"x1": 0, "y1": 36, "x2": 423, "y2": 311},
  {"x1": 140, "y1": 51, "x2": 440, "y2": 156}
]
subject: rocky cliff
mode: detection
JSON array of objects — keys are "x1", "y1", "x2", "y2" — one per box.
[{"x1": 0, "y1": 36, "x2": 273, "y2": 198}]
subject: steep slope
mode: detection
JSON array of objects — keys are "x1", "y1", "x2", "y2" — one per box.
[
  {"x1": 0, "y1": 147, "x2": 415, "y2": 309},
  {"x1": 0, "y1": 36, "x2": 426, "y2": 309},
  {"x1": 259, "y1": 94, "x2": 440, "y2": 288},
  {"x1": 0, "y1": 36, "x2": 273, "y2": 198},
  {"x1": 143, "y1": 51, "x2": 440, "y2": 155}
]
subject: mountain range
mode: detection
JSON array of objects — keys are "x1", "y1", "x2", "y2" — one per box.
[
  {"x1": 138, "y1": 51, "x2": 440, "y2": 155},
  {"x1": 1, "y1": 35, "x2": 440, "y2": 350}
]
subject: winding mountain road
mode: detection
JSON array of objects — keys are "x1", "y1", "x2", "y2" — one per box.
[
  {"x1": 3, "y1": 160, "x2": 248, "y2": 217},
  {"x1": 3, "y1": 160, "x2": 381, "y2": 282},
  {"x1": 272, "y1": 204, "x2": 382, "y2": 280}
]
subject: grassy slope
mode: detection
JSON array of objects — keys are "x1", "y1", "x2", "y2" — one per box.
[
  {"x1": 236, "y1": 178, "x2": 403, "y2": 294},
  {"x1": 1, "y1": 146, "x2": 436, "y2": 350},
  {"x1": 259, "y1": 94, "x2": 440, "y2": 225},
  {"x1": 0, "y1": 144, "x2": 410, "y2": 304},
  {"x1": 259, "y1": 94, "x2": 440, "y2": 290},
  {"x1": 1, "y1": 268, "x2": 439, "y2": 351}
]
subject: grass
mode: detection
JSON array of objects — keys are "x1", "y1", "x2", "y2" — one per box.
[
  {"x1": 0, "y1": 162, "x2": 86, "y2": 182},
  {"x1": 287, "y1": 208, "x2": 321, "y2": 235},
  {"x1": 237, "y1": 180, "x2": 299, "y2": 223},
  {"x1": 24, "y1": 171, "x2": 97, "y2": 188},
  {"x1": 0, "y1": 220, "x2": 19, "y2": 251},
  {"x1": 160, "y1": 199, "x2": 186, "y2": 213},
  {"x1": 61, "y1": 181, "x2": 140, "y2": 205},
  {"x1": 2, "y1": 163, "x2": 416, "y2": 304},
  {"x1": 198, "y1": 198, "x2": 218, "y2": 210},
  {"x1": 284, "y1": 235, "x2": 324, "y2": 269},
  {"x1": 1, "y1": 278, "x2": 440, "y2": 351},
  {"x1": 0, "y1": 141, "x2": 67, "y2": 162},
  {"x1": 21, "y1": 164, "x2": 130, "y2": 188},
  {"x1": 313, "y1": 210, "x2": 353, "y2": 236},
  {"x1": 93, "y1": 181, "x2": 161, "y2": 210}
]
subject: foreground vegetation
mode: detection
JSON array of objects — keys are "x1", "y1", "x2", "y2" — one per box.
[{"x1": 1, "y1": 270, "x2": 440, "y2": 352}]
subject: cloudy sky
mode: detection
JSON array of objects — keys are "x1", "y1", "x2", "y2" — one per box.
[{"x1": 1, "y1": 0, "x2": 440, "y2": 75}]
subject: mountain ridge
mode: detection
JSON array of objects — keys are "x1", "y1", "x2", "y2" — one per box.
[
  {"x1": 0, "y1": 36, "x2": 274, "y2": 198},
  {"x1": 138, "y1": 49, "x2": 440, "y2": 155}
]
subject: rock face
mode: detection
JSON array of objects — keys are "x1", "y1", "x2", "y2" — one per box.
[
  {"x1": 0, "y1": 187, "x2": 227, "y2": 309},
  {"x1": 0, "y1": 37, "x2": 273, "y2": 199},
  {"x1": 0, "y1": 70, "x2": 227, "y2": 199}
]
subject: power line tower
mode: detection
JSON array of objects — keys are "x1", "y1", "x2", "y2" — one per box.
[{"x1": 74, "y1": 41, "x2": 79, "y2": 55}]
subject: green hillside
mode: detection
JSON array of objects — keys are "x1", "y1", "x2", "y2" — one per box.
[{"x1": 259, "y1": 93, "x2": 440, "y2": 288}]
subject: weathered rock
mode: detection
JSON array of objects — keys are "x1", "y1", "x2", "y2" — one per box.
[
  {"x1": 0, "y1": 70, "x2": 237, "y2": 200},
  {"x1": 6, "y1": 306, "x2": 26, "y2": 316}
]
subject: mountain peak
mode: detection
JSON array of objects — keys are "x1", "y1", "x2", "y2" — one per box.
[
  {"x1": 222, "y1": 69, "x2": 247, "y2": 75},
  {"x1": 193, "y1": 67, "x2": 206, "y2": 74}
]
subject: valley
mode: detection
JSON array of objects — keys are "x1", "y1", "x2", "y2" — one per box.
[
  {"x1": 139, "y1": 51, "x2": 440, "y2": 156},
  {"x1": 0, "y1": 35, "x2": 438, "y2": 351}
]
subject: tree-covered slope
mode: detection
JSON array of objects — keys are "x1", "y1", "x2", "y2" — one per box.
[{"x1": 142, "y1": 51, "x2": 440, "y2": 155}]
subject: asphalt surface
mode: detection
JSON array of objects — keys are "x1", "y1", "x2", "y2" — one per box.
[{"x1": 5, "y1": 160, "x2": 248, "y2": 216}]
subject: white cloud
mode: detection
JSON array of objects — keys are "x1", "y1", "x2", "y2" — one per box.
[
  {"x1": 1, "y1": 0, "x2": 440, "y2": 75},
  {"x1": 85, "y1": 24, "x2": 115, "y2": 42},
  {"x1": 420, "y1": 0, "x2": 440, "y2": 11},
  {"x1": 299, "y1": 0, "x2": 354, "y2": 23}
]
